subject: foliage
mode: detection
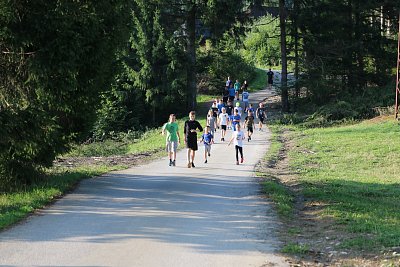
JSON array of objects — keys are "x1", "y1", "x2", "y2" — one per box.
[
  {"x1": 242, "y1": 15, "x2": 280, "y2": 68},
  {"x1": 290, "y1": 0, "x2": 399, "y2": 104},
  {"x1": 197, "y1": 39, "x2": 257, "y2": 95},
  {"x1": 0, "y1": 0, "x2": 130, "y2": 190}
]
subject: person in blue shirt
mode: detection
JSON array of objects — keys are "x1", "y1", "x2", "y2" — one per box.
[
  {"x1": 232, "y1": 109, "x2": 241, "y2": 131},
  {"x1": 247, "y1": 103, "x2": 255, "y2": 114},
  {"x1": 199, "y1": 126, "x2": 214, "y2": 163},
  {"x1": 242, "y1": 88, "x2": 250, "y2": 111},
  {"x1": 217, "y1": 99, "x2": 225, "y2": 115},
  {"x1": 228, "y1": 83, "x2": 235, "y2": 102}
]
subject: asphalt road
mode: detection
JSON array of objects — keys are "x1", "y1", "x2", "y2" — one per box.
[{"x1": 0, "y1": 87, "x2": 288, "y2": 267}]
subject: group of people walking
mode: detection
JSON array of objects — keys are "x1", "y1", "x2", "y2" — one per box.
[{"x1": 162, "y1": 75, "x2": 268, "y2": 168}]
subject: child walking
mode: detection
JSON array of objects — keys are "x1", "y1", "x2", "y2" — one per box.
[
  {"x1": 228, "y1": 124, "x2": 245, "y2": 165},
  {"x1": 207, "y1": 109, "x2": 217, "y2": 134},
  {"x1": 244, "y1": 110, "x2": 255, "y2": 142},
  {"x1": 161, "y1": 114, "x2": 180, "y2": 166},
  {"x1": 199, "y1": 126, "x2": 214, "y2": 163},
  {"x1": 218, "y1": 107, "x2": 229, "y2": 141}
]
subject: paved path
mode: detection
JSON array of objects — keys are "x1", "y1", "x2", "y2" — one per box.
[{"x1": 0, "y1": 88, "x2": 288, "y2": 267}]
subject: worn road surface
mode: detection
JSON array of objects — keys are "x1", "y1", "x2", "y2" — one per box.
[{"x1": 0, "y1": 88, "x2": 288, "y2": 267}]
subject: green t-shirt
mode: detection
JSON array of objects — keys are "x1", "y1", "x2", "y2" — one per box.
[
  {"x1": 234, "y1": 82, "x2": 241, "y2": 91},
  {"x1": 163, "y1": 122, "x2": 179, "y2": 142}
]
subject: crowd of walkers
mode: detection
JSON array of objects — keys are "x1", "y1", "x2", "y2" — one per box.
[{"x1": 162, "y1": 75, "x2": 269, "y2": 168}]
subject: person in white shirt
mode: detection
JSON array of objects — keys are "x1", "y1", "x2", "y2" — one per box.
[
  {"x1": 218, "y1": 107, "x2": 229, "y2": 141},
  {"x1": 228, "y1": 124, "x2": 246, "y2": 165}
]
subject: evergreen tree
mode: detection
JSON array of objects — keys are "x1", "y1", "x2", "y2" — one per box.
[{"x1": 0, "y1": 0, "x2": 130, "y2": 189}]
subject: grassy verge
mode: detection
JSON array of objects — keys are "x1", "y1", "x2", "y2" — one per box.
[
  {"x1": 0, "y1": 165, "x2": 121, "y2": 230},
  {"x1": 289, "y1": 118, "x2": 400, "y2": 250},
  {"x1": 257, "y1": 125, "x2": 295, "y2": 218}
]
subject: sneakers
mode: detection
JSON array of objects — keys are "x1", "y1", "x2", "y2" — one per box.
[
  {"x1": 208, "y1": 152, "x2": 211, "y2": 157},
  {"x1": 247, "y1": 137, "x2": 250, "y2": 142},
  {"x1": 249, "y1": 136, "x2": 251, "y2": 141},
  {"x1": 236, "y1": 161, "x2": 239, "y2": 165},
  {"x1": 204, "y1": 160, "x2": 208, "y2": 163},
  {"x1": 169, "y1": 160, "x2": 172, "y2": 166},
  {"x1": 241, "y1": 158, "x2": 244, "y2": 163},
  {"x1": 172, "y1": 160, "x2": 176, "y2": 166},
  {"x1": 191, "y1": 162, "x2": 195, "y2": 168},
  {"x1": 187, "y1": 162, "x2": 191, "y2": 168}
]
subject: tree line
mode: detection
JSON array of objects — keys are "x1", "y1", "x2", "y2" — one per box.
[
  {"x1": 0, "y1": 0, "x2": 254, "y2": 190},
  {"x1": 0, "y1": 0, "x2": 399, "y2": 190}
]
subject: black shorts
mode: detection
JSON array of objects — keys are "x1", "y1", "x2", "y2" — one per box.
[
  {"x1": 268, "y1": 79, "x2": 273, "y2": 85},
  {"x1": 247, "y1": 126, "x2": 253, "y2": 133},
  {"x1": 259, "y1": 117, "x2": 265, "y2": 123},
  {"x1": 228, "y1": 96, "x2": 235, "y2": 102},
  {"x1": 221, "y1": 125, "x2": 227, "y2": 131},
  {"x1": 185, "y1": 136, "x2": 198, "y2": 151}
]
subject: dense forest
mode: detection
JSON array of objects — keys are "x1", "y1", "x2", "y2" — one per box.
[{"x1": 0, "y1": 0, "x2": 399, "y2": 190}]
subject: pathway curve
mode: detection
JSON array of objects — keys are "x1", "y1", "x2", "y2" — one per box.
[{"x1": 0, "y1": 87, "x2": 288, "y2": 267}]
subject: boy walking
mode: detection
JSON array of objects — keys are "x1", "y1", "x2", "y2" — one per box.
[
  {"x1": 244, "y1": 110, "x2": 255, "y2": 141},
  {"x1": 184, "y1": 111, "x2": 203, "y2": 168},
  {"x1": 232, "y1": 108, "x2": 241, "y2": 132},
  {"x1": 256, "y1": 102, "x2": 267, "y2": 131},
  {"x1": 161, "y1": 114, "x2": 180, "y2": 166},
  {"x1": 218, "y1": 107, "x2": 229, "y2": 141},
  {"x1": 199, "y1": 126, "x2": 214, "y2": 163},
  {"x1": 228, "y1": 124, "x2": 246, "y2": 165}
]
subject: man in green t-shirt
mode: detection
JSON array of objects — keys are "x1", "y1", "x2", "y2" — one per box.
[{"x1": 162, "y1": 114, "x2": 180, "y2": 166}]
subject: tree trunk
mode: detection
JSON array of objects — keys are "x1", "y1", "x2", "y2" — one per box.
[
  {"x1": 186, "y1": 3, "x2": 197, "y2": 111},
  {"x1": 294, "y1": 0, "x2": 300, "y2": 103},
  {"x1": 279, "y1": 0, "x2": 289, "y2": 112}
]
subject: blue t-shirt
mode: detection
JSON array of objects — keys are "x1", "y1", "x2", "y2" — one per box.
[
  {"x1": 232, "y1": 114, "x2": 241, "y2": 131},
  {"x1": 217, "y1": 103, "x2": 225, "y2": 113},
  {"x1": 228, "y1": 88, "x2": 235, "y2": 97},
  {"x1": 201, "y1": 133, "x2": 213, "y2": 145},
  {"x1": 242, "y1": 91, "x2": 249, "y2": 101},
  {"x1": 247, "y1": 107, "x2": 255, "y2": 113}
]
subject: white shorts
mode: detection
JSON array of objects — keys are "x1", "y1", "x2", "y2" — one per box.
[{"x1": 166, "y1": 141, "x2": 178, "y2": 152}]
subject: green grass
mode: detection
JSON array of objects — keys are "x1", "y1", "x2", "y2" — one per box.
[
  {"x1": 258, "y1": 125, "x2": 295, "y2": 218},
  {"x1": 262, "y1": 178, "x2": 294, "y2": 218},
  {"x1": 281, "y1": 242, "x2": 310, "y2": 254},
  {"x1": 287, "y1": 119, "x2": 400, "y2": 249},
  {"x1": 249, "y1": 67, "x2": 267, "y2": 92},
  {"x1": 0, "y1": 165, "x2": 121, "y2": 230}
]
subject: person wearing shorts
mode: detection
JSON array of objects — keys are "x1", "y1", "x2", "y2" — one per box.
[
  {"x1": 162, "y1": 114, "x2": 180, "y2": 166},
  {"x1": 256, "y1": 102, "x2": 267, "y2": 131},
  {"x1": 218, "y1": 107, "x2": 229, "y2": 141},
  {"x1": 184, "y1": 111, "x2": 203, "y2": 168},
  {"x1": 225, "y1": 101, "x2": 234, "y2": 129},
  {"x1": 244, "y1": 110, "x2": 255, "y2": 142},
  {"x1": 199, "y1": 126, "x2": 214, "y2": 163}
]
